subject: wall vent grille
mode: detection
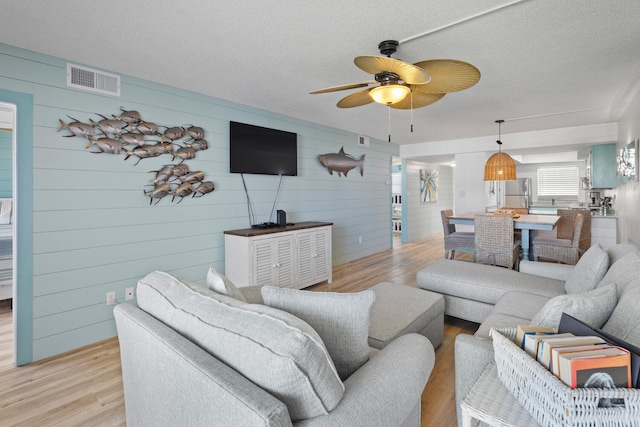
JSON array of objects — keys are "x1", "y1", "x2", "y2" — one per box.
[{"x1": 67, "y1": 63, "x2": 121, "y2": 96}]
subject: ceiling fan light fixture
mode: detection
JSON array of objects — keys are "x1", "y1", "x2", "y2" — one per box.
[
  {"x1": 484, "y1": 120, "x2": 517, "y2": 181},
  {"x1": 369, "y1": 84, "x2": 410, "y2": 105}
]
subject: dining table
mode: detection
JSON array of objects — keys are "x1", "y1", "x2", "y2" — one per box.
[{"x1": 448, "y1": 213, "x2": 561, "y2": 261}]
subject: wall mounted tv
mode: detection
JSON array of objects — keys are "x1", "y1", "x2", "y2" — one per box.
[{"x1": 229, "y1": 121, "x2": 298, "y2": 176}]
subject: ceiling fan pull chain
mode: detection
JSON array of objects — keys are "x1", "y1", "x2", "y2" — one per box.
[
  {"x1": 388, "y1": 106, "x2": 392, "y2": 142},
  {"x1": 410, "y1": 91, "x2": 414, "y2": 132}
]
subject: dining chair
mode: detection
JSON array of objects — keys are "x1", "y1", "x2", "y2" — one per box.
[
  {"x1": 474, "y1": 214, "x2": 521, "y2": 270},
  {"x1": 532, "y1": 212, "x2": 584, "y2": 265},
  {"x1": 441, "y1": 209, "x2": 475, "y2": 259},
  {"x1": 556, "y1": 208, "x2": 591, "y2": 255}
]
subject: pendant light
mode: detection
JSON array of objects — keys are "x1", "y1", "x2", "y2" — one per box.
[{"x1": 483, "y1": 119, "x2": 516, "y2": 181}]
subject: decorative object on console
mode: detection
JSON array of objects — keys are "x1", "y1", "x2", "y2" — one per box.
[
  {"x1": 618, "y1": 138, "x2": 638, "y2": 183},
  {"x1": 318, "y1": 147, "x2": 365, "y2": 177},
  {"x1": 484, "y1": 119, "x2": 517, "y2": 181},
  {"x1": 420, "y1": 169, "x2": 438, "y2": 202},
  {"x1": 58, "y1": 108, "x2": 214, "y2": 204}
]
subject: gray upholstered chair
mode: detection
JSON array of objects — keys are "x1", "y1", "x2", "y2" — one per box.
[
  {"x1": 532, "y1": 212, "x2": 584, "y2": 265},
  {"x1": 474, "y1": 214, "x2": 520, "y2": 270},
  {"x1": 441, "y1": 209, "x2": 475, "y2": 259}
]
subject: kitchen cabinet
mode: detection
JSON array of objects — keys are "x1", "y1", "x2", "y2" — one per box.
[
  {"x1": 588, "y1": 144, "x2": 617, "y2": 189},
  {"x1": 591, "y1": 216, "x2": 618, "y2": 249},
  {"x1": 224, "y1": 222, "x2": 332, "y2": 289}
]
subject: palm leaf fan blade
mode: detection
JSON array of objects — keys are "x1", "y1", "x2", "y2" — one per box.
[
  {"x1": 412, "y1": 59, "x2": 480, "y2": 93},
  {"x1": 354, "y1": 56, "x2": 431, "y2": 85},
  {"x1": 337, "y1": 89, "x2": 375, "y2": 108},
  {"x1": 389, "y1": 92, "x2": 445, "y2": 110},
  {"x1": 310, "y1": 81, "x2": 375, "y2": 94}
]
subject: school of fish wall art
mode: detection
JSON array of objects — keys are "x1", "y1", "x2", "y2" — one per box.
[{"x1": 58, "y1": 108, "x2": 215, "y2": 204}]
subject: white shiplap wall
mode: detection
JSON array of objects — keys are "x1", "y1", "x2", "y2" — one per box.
[{"x1": 0, "y1": 42, "x2": 397, "y2": 362}]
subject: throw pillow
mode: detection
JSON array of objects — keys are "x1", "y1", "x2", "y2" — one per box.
[
  {"x1": 601, "y1": 282, "x2": 640, "y2": 345},
  {"x1": 597, "y1": 251, "x2": 640, "y2": 293},
  {"x1": 531, "y1": 284, "x2": 617, "y2": 329},
  {"x1": 206, "y1": 266, "x2": 246, "y2": 302},
  {"x1": 563, "y1": 244, "x2": 609, "y2": 294},
  {"x1": 262, "y1": 286, "x2": 376, "y2": 381},
  {"x1": 138, "y1": 271, "x2": 344, "y2": 421}
]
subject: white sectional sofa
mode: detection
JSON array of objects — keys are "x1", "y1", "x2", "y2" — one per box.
[
  {"x1": 114, "y1": 271, "x2": 436, "y2": 427},
  {"x1": 417, "y1": 242, "x2": 640, "y2": 426}
]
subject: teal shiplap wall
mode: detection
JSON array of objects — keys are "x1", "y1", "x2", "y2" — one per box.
[
  {"x1": 403, "y1": 160, "x2": 454, "y2": 242},
  {"x1": 0, "y1": 129, "x2": 11, "y2": 197},
  {"x1": 0, "y1": 43, "x2": 398, "y2": 362}
]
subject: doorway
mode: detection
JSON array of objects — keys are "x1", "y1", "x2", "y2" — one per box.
[{"x1": 0, "y1": 102, "x2": 16, "y2": 365}]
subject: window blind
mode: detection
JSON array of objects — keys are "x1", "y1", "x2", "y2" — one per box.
[{"x1": 537, "y1": 166, "x2": 579, "y2": 198}]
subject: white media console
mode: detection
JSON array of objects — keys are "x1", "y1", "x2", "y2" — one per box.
[{"x1": 224, "y1": 222, "x2": 333, "y2": 289}]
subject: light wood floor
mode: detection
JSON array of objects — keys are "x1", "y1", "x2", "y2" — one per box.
[{"x1": 0, "y1": 233, "x2": 477, "y2": 426}]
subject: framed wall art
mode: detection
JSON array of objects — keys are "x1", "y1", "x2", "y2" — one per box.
[
  {"x1": 420, "y1": 169, "x2": 438, "y2": 203},
  {"x1": 618, "y1": 138, "x2": 638, "y2": 183}
]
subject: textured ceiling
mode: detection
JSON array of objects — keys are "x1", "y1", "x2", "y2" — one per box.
[{"x1": 1, "y1": 0, "x2": 639, "y2": 152}]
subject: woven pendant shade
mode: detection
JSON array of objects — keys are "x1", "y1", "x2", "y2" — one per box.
[
  {"x1": 484, "y1": 119, "x2": 517, "y2": 181},
  {"x1": 484, "y1": 152, "x2": 517, "y2": 180}
]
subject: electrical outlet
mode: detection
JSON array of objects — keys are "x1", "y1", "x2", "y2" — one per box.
[
  {"x1": 125, "y1": 287, "x2": 135, "y2": 300},
  {"x1": 106, "y1": 291, "x2": 116, "y2": 305}
]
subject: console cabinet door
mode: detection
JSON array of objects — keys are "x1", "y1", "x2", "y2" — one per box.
[
  {"x1": 252, "y1": 235, "x2": 296, "y2": 288},
  {"x1": 296, "y1": 228, "x2": 331, "y2": 289}
]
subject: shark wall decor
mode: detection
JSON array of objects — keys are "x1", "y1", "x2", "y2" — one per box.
[{"x1": 318, "y1": 147, "x2": 365, "y2": 177}]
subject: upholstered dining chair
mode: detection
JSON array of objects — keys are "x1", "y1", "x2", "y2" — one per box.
[
  {"x1": 532, "y1": 212, "x2": 584, "y2": 265},
  {"x1": 474, "y1": 214, "x2": 521, "y2": 270},
  {"x1": 556, "y1": 208, "x2": 591, "y2": 255},
  {"x1": 441, "y1": 209, "x2": 475, "y2": 259}
]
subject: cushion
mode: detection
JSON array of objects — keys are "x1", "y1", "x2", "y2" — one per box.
[
  {"x1": 606, "y1": 242, "x2": 639, "y2": 265},
  {"x1": 262, "y1": 286, "x2": 375, "y2": 380},
  {"x1": 530, "y1": 284, "x2": 617, "y2": 329},
  {"x1": 563, "y1": 244, "x2": 609, "y2": 294},
  {"x1": 137, "y1": 271, "x2": 344, "y2": 421},
  {"x1": 491, "y1": 291, "x2": 551, "y2": 320},
  {"x1": 601, "y1": 281, "x2": 640, "y2": 347},
  {"x1": 206, "y1": 267, "x2": 246, "y2": 302},
  {"x1": 597, "y1": 251, "x2": 640, "y2": 295}
]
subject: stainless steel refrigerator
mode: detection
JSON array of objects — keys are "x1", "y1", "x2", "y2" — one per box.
[{"x1": 504, "y1": 178, "x2": 531, "y2": 208}]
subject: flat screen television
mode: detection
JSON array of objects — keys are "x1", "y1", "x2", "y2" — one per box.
[{"x1": 229, "y1": 121, "x2": 297, "y2": 176}]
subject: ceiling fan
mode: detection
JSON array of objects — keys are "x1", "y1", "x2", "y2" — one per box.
[{"x1": 310, "y1": 40, "x2": 480, "y2": 109}]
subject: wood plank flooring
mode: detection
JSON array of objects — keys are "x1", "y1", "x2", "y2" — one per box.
[{"x1": 0, "y1": 233, "x2": 477, "y2": 426}]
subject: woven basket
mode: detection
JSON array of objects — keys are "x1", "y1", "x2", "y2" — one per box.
[{"x1": 491, "y1": 328, "x2": 640, "y2": 427}]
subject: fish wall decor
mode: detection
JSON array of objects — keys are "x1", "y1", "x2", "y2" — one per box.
[
  {"x1": 318, "y1": 147, "x2": 365, "y2": 177},
  {"x1": 59, "y1": 107, "x2": 215, "y2": 204}
]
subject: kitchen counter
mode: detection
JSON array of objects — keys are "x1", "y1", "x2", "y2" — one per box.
[{"x1": 529, "y1": 206, "x2": 618, "y2": 217}]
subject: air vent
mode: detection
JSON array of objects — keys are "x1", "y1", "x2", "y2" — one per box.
[
  {"x1": 67, "y1": 63, "x2": 120, "y2": 96},
  {"x1": 358, "y1": 135, "x2": 370, "y2": 147}
]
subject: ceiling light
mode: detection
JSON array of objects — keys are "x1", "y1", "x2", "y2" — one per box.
[
  {"x1": 484, "y1": 119, "x2": 517, "y2": 181},
  {"x1": 369, "y1": 84, "x2": 410, "y2": 105}
]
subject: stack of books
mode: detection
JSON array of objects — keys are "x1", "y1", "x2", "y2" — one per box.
[{"x1": 516, "y1": 321, "x2": 635, "y2": 390}]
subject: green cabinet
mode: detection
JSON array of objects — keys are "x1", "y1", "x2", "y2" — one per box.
[{"x1": 589, "y1": 144, "x2": 616, "y2": 189}]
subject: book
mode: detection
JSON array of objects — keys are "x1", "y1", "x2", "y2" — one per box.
[
  {"x1": 524, "y1": 332, "x2": 574, "y2": 359},
  {"x1": 558, "y1": 346, "x2": 631, "y2": 389},
  {"x1": 538, "y1": 335, "x2": 606, "y2": 370},
  {"x1": 559, "y1": 312, "x2": 640, "y2": 388},
  {"x1": 515, "y1": 325, "x2": 557, "y2": 349},
  {"x1": 550, "y1": 343, "x2": 609, "y2": 376}
]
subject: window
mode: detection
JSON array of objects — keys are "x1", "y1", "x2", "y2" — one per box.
[{"x1": 537, "y1": 166, "x2": 579, "y2": 201}]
